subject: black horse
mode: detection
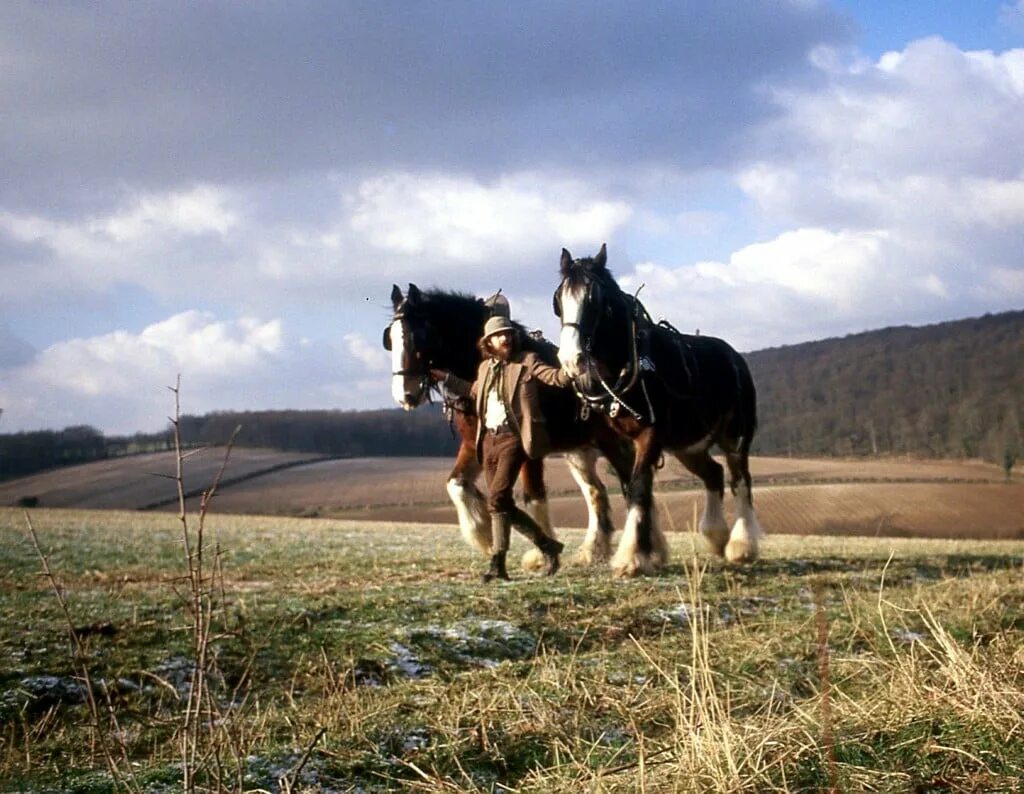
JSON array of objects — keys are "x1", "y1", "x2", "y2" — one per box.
[
  {"x1": 553, "y1": 245, "x2": 762, "y2": 576},
  {"x1": 385, "y1": 283, "x2": 634, "y2": 569}
]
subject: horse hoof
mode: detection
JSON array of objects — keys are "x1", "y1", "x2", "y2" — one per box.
[
  {"x1": 725, "y1": 539, "x2": 758, "y2": 564},
  {"x1": 612, "y1": 563, "x2": 640, "y2": 578},
  {"x1": 611, "y1": 554, "x2": 660, "y2": 578},
  {"x1": 520, "y1": 548, "x2": 546, "y2": 572},
  {"x1": 701, "y1": 527, "x2": 730, "y2": 557}
]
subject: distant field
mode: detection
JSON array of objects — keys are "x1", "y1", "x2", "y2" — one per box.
[
  {"x1": 1, "y1": 450, "x2": 1020, "y2": 540},
  {"x1": 0, "y1": 448, "x2": 327, "y2": 511}
]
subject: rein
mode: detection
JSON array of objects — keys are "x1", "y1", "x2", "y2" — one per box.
[{"x1": 559, "y1": 279, "x2": 656, "y2": 424}]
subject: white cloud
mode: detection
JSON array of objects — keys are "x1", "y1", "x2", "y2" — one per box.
[
  {"x1": 615, "y1": 228, "x2": 906, "y2": 349},
  {"x1": 0, "y1": 311, "x2": 384, "y2": 433},
  {"x1": 344, "y1": 332, "x2": 389, "y2": 373},
  {"x1": 99, "y1": 185, "x2": 238, "y2": 242},
  {"x1": 349, "y1": 173, "x2": 633, "y2": 263},
  {"x1": 24, "y1": 311, "x2": 283, "y2": 397},
  {"x1": 714, "y1": 37, "x2": 1024, "y2": 342}
]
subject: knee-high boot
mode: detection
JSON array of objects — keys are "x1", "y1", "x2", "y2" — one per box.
[
  {"x1": 510, "y1": 507, "x2": 564, "y2": 576},
  {"x1": 483, "y1": 512, "x2": 512, "y2": 583}
]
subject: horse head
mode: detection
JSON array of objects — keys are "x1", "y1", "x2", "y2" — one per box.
[
  {"x1": 384, "y1": 283, "x2": 433, "y2": 410},
  {"x1": 553, "y1": 244, "x2": 622, "y2": 387}
]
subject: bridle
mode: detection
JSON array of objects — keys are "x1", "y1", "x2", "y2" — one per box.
[
  {"x1": 384, "y1": 305, "x2": 433, "y2": 407},
  {"x1": 554, "y1": 272, "x2": 655, "y2": 423}
]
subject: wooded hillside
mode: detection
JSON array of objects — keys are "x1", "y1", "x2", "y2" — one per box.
[{"x1": 747, "y1": 310, "x2": 1023, "y2": 460}]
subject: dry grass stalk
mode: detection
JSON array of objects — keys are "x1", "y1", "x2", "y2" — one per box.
[
  {"x1": 169, "y1": 375, "x2": 245, "y2": 792},
  {"x1": 814, "y1": 581, "x2": 838, "y2": 793}
]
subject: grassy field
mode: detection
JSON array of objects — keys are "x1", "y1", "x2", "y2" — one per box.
[{"x1": 2, "y1": 504, "x2": 1023, "y2": 792}]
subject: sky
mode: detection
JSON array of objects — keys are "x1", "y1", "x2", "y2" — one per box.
[{"x1": 1, "y1": 0, "x2": 1023, "y2": 434}]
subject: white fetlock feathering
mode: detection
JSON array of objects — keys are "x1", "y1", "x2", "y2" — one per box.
[
  {"x1": 611, "y1": 505, "x2": 665, "y2": 577},
  {"x1": 446, "y1": 479, "x2": 490, "y2": 554},
  {"x1": 700, "y1": 490, "x2": 730, "y2": 557},
  {"x1": 725, "y1": 482, "x2": 763, "y2": 563},
  {"x1": 565, "y1": 449, "x2": 612, "y2": 566}
]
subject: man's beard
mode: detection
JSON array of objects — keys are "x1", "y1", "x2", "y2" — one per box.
[{"x1": 489, "y1": 341, "x2": 513, "y2": 361}]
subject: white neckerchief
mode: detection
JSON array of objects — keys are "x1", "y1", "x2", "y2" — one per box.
[{"x1": 484, "y1": 361, "x2": 508, "y2": 430}]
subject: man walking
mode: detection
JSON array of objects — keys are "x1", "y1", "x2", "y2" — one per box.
[{"x1": 432, "y1": 315, "x2": 574, "y2": 582}]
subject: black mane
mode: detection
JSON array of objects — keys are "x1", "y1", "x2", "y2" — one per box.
[{"x1": 399, "y1": 287, "x2": 558, "y2": 377}]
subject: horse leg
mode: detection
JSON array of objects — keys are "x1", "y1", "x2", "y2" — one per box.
[
  {"x1": 611, "y1": 429, "x2": 668, "y2": 577},
  {"x1": 563, "y1": 447, "x2": 614, "y2": 565},
  {"x1": 518, "y1": 457, "x2": 558, "y2": 571},
  {"x1": 446, "y1": 438, "x2": 490, "y2": 554},
  {"x1": 675, "y1": 449, "x2": 729, "y2": 557},
  {"x1": 724, "y1": 445, "x2": 762, "y2": 563}
]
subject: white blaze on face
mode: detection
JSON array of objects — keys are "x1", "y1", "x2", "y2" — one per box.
[
  {"x1": 557, "y1": 283, "x2": 585, "y2": 376},
  {"x1": 389, "y1": 318, "x2": 409, "y2": 408}
]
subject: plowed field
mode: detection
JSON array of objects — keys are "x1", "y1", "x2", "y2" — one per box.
[{"x1": 2, "y1": 451, "x2": 1019, "y2": 538}]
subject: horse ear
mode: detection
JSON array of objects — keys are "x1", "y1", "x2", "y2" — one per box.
[
  {"x1": 560, "y1": 248, "x2": 573, "y2": 276},
  {"x1": 594, "y1": 243, "x2": 607, "y2": 270},
  {"x1": 407, "y1": 283, "x2": 422, "y2": 303},
  {"x1": 391, "y1": 284, "x2": 403, "y2": 309}
]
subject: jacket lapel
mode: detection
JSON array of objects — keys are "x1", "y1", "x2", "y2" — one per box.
[{"x1": 504, "y1": 361, "x2": 524, "y2": 406}]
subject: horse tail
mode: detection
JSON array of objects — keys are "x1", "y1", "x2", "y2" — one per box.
[{"x1": 732, "y1": 350, "x2": 758, "y2": 451}]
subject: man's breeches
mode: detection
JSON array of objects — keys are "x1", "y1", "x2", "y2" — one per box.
[{"x1": 482, "y1": 430, "x2": 527, "y2": 514}]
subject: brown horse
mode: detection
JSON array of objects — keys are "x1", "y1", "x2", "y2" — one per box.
[
  {"x1": 554, "y1": 246, "x2": 763, "y2": 576},
  {"x1": 385, "y1": 283, "x2": 634, "y2": 569}
]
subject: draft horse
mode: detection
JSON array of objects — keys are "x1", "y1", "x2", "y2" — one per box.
[
  {"x1": 385, "y1": 283, "x2": 634, "y2": 569},
  {"x1": 554, "y1": 245, "x2": 763, "y2": 576}
]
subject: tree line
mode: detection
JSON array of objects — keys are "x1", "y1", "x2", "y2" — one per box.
[
  {"x1": 747, "y1": 310, "x2": 1023, "y2": 462},
  {"x1": 1, "y1": 309, "x2": 1021, "y2": 481}
]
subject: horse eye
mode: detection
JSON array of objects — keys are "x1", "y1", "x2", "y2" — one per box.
[
  {"x1": 552, "y1": 294, "x2": 561, "y2": 318},
  {"x1": 382, "y1": 327, "x2": 392, "y2": 351}
]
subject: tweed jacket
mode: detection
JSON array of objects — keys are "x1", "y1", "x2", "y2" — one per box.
[{"x1": 444, "y1": 351, "x2": 572, "y2": 461}]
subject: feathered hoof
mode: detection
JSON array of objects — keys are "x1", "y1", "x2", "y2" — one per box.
[
  {"x1": 611, "y1": 551, "x2": 663, "y2": 578},
  {"x1": 725, "y1": 536, "x2": 759, "y2": 564},
  {"x1": 725, "y1": 517, "x2": 761, "y2": 564},
  {"x1": 520, "y1": 548, "x2": 546, "y2": 571},
  {"x1": 701, "y1": 527, "x2": 730, "y2": 558},
  {"x1": 576, "y1": 537, "x2": 612, "y2": 567}
]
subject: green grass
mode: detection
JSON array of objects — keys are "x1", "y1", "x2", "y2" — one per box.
[{"x1": 1, "y1": 507, "x2": 1023, "y2": 792}]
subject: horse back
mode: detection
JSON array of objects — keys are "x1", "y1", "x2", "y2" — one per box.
[{"x1": 648, "y1": 327, "x2": 757, "y2": 437}]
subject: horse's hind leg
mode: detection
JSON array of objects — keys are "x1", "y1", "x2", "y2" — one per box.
[
  {"x1": 518, "y1": 457, "x2": 559, "y2": 571},
  {"x1": 564, "y1": 446, "x2": 615, "y2": 565},
  {"x1": 724, "y1": 445, "x2": 762, "y2": 563},
  {"x1": 446, "y1": 440, "x2": 490, "y2": 554},
  {"x1": 676, "y1": 448, "x2": 729, "y2": 557}
]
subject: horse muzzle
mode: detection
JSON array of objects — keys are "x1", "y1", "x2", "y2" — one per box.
[{"x1": 392, "y1": 373, "x2": 429, "y2": 411}]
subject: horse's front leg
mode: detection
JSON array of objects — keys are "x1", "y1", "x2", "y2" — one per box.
[
  {"x1": 611, "y1": 428, "x2": 669, "y2": 577},
  {"x1": 518, "y1": 457, "x2": 559, "y2": 571},
  {"x1": 563, "y1": 446, "x2": 614, "y2": 565},
  {"x1": 445, "y1": 415, "x2": 490, "y2": 554}
]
